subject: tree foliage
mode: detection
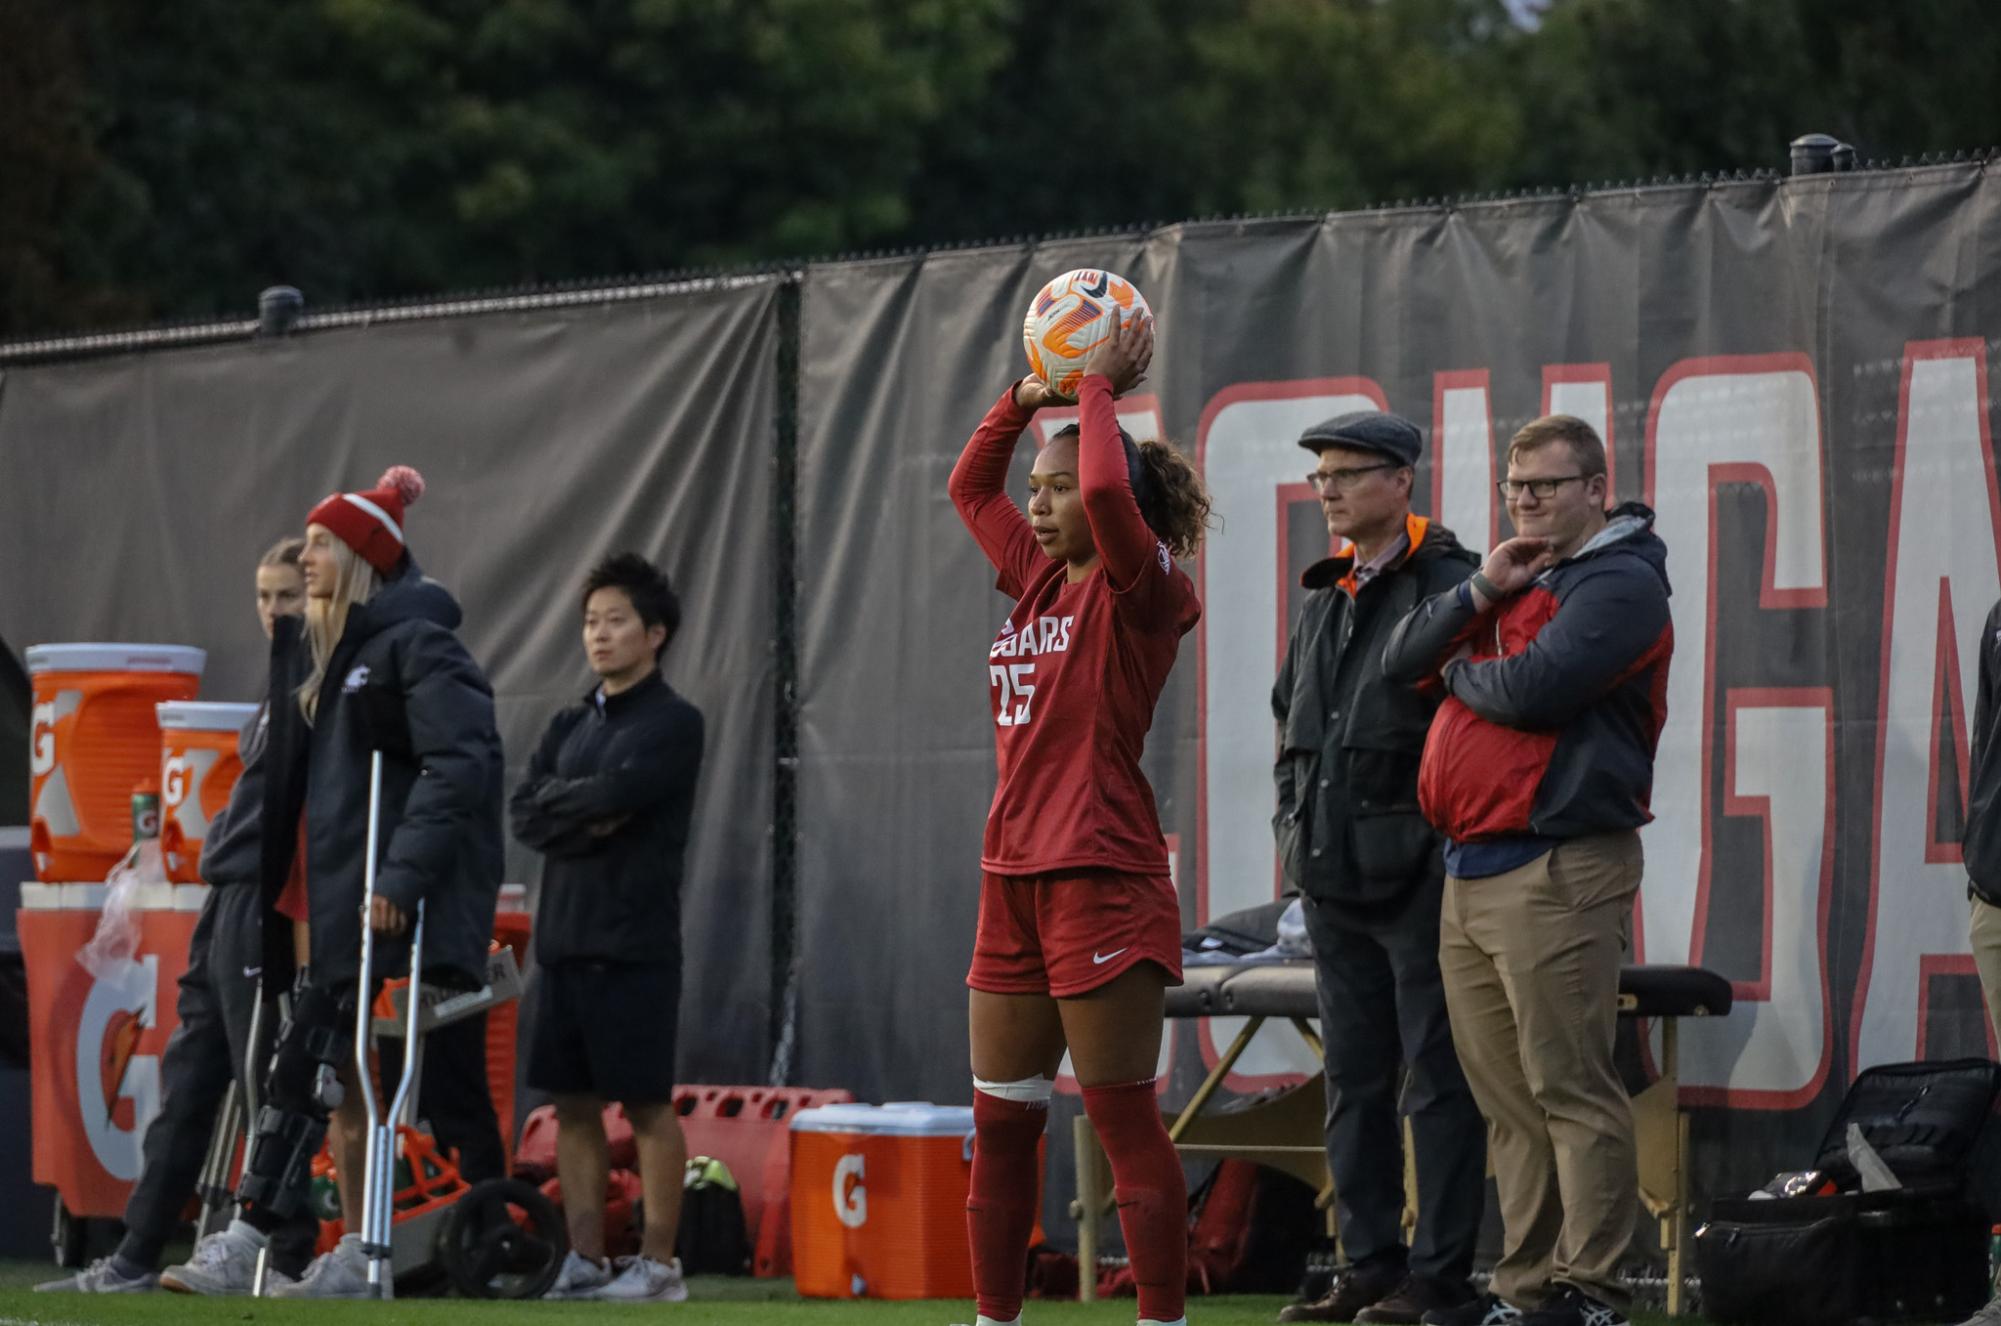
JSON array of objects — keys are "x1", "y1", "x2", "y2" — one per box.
[{"x1": 1, "y1": 0, "x2": 1996, "y2": 337}]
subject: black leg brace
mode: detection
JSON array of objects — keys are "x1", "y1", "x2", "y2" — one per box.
[{"x1": 237, "y1": 972, "x2": 355, "y2": 1224}]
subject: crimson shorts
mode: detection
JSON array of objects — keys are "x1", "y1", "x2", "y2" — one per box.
[{"x1": 967, "y1": 869, "x2": 1184, "y2": 998}]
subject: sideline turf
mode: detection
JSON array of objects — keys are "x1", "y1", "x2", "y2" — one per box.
[
  {"x1": 0, "y1": 1265, "x2": 1272, "y2": 1326},
  {"x1": 0, "y1": 1264, "x2": 1712, "y2": 1325}
]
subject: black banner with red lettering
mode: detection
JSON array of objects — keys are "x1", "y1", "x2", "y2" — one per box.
[
  {"x1": 793, "y1": 163, "x2": 2001, "y2": 1200},
  {"x1": 4, "y1": 162, "x2": 2000, "y2": 1220}
]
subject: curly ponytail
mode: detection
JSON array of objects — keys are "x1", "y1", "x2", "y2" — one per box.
[{"x1": 1135, "y1": 439, "x2": 1215, "y2": 560}]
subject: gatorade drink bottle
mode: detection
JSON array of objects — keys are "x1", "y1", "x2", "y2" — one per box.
[{"x1": 130, "y1": 781, "x2": 161, "y2": 842}]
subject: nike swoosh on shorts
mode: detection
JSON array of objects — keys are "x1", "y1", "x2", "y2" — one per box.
[{"x1": 1092, "y1": 947, "x2": 1129, "y2": 965}]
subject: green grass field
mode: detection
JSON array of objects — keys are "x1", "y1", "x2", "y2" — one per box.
[{"x1": 0, "y1": 1262, "x2": 1718, "y2": 1326}]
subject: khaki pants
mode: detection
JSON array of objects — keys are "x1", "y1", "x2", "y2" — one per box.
[
  {"x1": 1439, "y1": 830, "x2": 1642, "y2": 1311},
  {"x1": 1970, "y1": 895, "x2": 2001, "y2": 1043}
]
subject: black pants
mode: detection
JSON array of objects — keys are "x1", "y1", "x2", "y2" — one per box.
[
  {"x1": 1303, "y1": 879, "x2": 1485, "y2": 1284},
  {"x1": 116, "y1": 885, "x2": 317, "y2": 1273}
]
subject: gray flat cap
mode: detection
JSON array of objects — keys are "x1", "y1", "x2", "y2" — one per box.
[{"x1": 1297, "y1": 411, "x2": 1423, "y2": 466}]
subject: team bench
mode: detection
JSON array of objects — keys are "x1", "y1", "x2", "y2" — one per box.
[{"x1": 1070, "y1": 960, "x2": 1732, "y2": 1317}]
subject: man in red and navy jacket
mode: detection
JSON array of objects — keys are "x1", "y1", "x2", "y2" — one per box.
[{"x1": 1382, "y1": 414, "x2": 1672, "y2": 1326}]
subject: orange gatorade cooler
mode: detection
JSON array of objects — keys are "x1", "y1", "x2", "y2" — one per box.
[
  {"x1": 156, "y1": 701, "x2": 259, "y2": 882},
  {"x1": 789, "y1": 1102, "x2": 976, "y2": 1299},
  {"x1": 27, "y1": 644, "x2": 205, "y2": 882}
]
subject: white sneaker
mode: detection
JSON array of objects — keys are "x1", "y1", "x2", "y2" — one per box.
[
  {"x1": 594, "y1": 1253, "x2": 689, "y2": 1302},
  {"x1": 268, "y1": 1233, "x2": 374, "y2": 1299},
  {"x1": 543, "y1": 1249, "x2": 615, "y2": 1300},
  {"x1": 161, "y1": 1223, "x2": 264, "y2": 1295},
  {"x1": 254, "y1": 1265, "x2": 300, "y2": 1295},
  {"x1": 35, "y1": 1257, "x2": 158, "y2": 1292}
]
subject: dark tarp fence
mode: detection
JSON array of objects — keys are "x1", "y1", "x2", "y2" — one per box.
[
  {"x1": 4, "y1": 161, "x2": 2001, "y2": 1235},
  {"x1": 0, "y1": 284, "x2": 781, "y2": 1084}
]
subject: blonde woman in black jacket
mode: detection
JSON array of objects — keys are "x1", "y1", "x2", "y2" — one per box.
[{"x1": 164, "y1": 468, "x2": 504, "y2": 1299}]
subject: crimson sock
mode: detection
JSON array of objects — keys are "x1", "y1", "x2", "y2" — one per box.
[
  {"x1": 1081, "y1": 1079, "x2": 1186, "y2": 1324},
  {"x1": 967, "y1": 1091, "x2": 1047, "y2": 1322}
]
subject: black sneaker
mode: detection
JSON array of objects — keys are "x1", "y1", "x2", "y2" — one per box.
[
  {"x1": 1518, "y1": 1284, "x2": 1628, "y2": 1326},
  {"x1": 1357, "y1": 1274, "x2": 1479, "y2": 1324},
  {"x1": 1421, "y1": 1294, "x2": 1525, "y2": 1326},
  {"x1": 1279, "y1": 1264, "x2": 1406, "y2": 1322}
]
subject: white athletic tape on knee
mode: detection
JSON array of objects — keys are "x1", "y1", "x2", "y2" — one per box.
[{"x1": 973, "y1": 1075, "x2": 1054, "y2": 1104}]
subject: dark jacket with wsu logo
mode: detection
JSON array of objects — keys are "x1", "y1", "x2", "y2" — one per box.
[
  {"x1": 258, "y1": 561, "x2": 504, "y2": 989},
  {"x1": 1273, "y1": 514, "x2": 1477, "y2": 907},
  {"x1": 1383, "y1": 503, "x2": 1674, "y2": 845}
]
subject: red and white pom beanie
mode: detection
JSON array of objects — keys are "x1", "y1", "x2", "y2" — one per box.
[{"x1": 306, "y1": 466, "x2": 426, "y2": 574}]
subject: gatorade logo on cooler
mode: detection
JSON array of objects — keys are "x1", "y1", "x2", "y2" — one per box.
[
  {"x1": 76, "y1": 956, "x2": 163, "y2": 1181},
  {"x1": 833, "y1": 1153, "x2": 867, "y2": 1228},
  {"x1": 29, "y1": 701, "x2": 57, "y2": 777}
]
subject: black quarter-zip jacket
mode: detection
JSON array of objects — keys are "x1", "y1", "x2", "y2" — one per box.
[{"x1": 509, "y1": 671, "x2": 705, "y2": 965}]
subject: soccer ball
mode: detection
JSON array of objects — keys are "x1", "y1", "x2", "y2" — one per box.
[{"x1": 1022, "y1": 269, "x2": 1152, "y2": 399}]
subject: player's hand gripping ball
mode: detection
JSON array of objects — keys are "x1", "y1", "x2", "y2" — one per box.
[{"x1": 1022, "y1": 269, "x2": 1153, "y2": 400}]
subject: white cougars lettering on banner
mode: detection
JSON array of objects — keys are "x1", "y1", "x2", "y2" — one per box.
[
  {"x1": 1855, "y1": 339, "x2": 2001, "y2": 1069},
  {"x1": 1196, "y1": 377, "x2": 1386, "y2": 1089},
  {"x1": 1642, "y1": 354, "x2": 1832, "y2": 1106},
  {"x1": 1432, "y1": 370, "x2": 1499, "y2": 552},
  {"x1": 1542, "y1": 363, "x2": 1617, "y2": 493}
]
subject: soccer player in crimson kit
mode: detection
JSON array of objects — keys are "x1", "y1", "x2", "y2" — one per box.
[{"x1": 948, "y1": 312, "x2": 1214, "y2": 1326}]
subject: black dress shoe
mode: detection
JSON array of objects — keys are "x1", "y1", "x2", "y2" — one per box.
[
  {"x1": 1356, "y1": 1275, "x2": 1480, "y2": 1324},
  {"x1": 1277, "y1": 1265, "x2": 1405, "y2": 1323}
]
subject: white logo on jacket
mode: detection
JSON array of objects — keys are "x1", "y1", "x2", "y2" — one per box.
[{"x1": 342, "y1": 664, "x2": 371, "y2": 692}]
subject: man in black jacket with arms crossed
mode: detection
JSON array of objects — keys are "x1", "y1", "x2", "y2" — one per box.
[
  {"x1": 1274, "y1": 414, "x2": 1486, "y2": 1324},
  {"x1": 512, "y1": 553, "x2": 706, "y2": 1303}
]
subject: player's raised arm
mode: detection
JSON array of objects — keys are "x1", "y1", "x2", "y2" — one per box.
[
  {"x1": 1074, "y1": 312, "x2": 1160, "y2": 591},
  {"x1": 947, "y1": 379, "x2": 1056, "y2": 598}
]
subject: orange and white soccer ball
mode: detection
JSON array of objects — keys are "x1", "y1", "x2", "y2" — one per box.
[{"x1": 1022, "y1": 269, "x2": 1152, "y2": 399}]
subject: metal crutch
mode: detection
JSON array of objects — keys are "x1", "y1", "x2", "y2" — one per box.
[
  {"x1": 355, "y1": 747, "x2": 427, "y2": 1299},
  {"x1": 194, "y1": 1087, "x2": 243, "y2": 1240},
  {"x1": 200, "y1": 985, "x2": 270, "y2": 1244}
]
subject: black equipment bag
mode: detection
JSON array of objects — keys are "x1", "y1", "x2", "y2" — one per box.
[
  {"x1": 1695, "y1": 1058, "x2": 2001, "y2": 1325},
  {"x1": 673, "y1": 1157, "x2": 751, "y2": 1275}
]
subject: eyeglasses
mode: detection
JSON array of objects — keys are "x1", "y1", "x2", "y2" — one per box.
[
  {"x1": 1306, "y1": 463, "x2": 1397, "y2": 493},
  {"x1": 1496, "y1": 474, "x2": 1596, "y2": 501}
]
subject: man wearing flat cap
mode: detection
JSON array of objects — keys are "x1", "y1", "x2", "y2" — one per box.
[{"x1": 1273, "y1": 412, "x2": 1486, "y2": 1325}]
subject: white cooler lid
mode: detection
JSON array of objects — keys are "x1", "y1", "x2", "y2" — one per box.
[
  {"x1": 156, "y1": 700, "x2": 259, "y2": 732},
  {"x1": 27, "y1": 643, "x2": 207, "y2": 676},
  {"x1": 789, "y1": 1102, "x2": 974, "y2": 1136}
]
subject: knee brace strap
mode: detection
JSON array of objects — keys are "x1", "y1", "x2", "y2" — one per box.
[{"x1": 974, "y1": 1075, "x2": 1054, "y2": 1105}]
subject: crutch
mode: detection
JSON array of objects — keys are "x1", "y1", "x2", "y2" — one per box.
[
  {"x1": 199, "y1": 985, "x2": 271, "y2": 1241},
  {"x1": 193, "y1": 1087, "x2": 244, "y2": 1239},
  {"x1": 355, "y1": 745, "x2": 427, "y2": 1298}
]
